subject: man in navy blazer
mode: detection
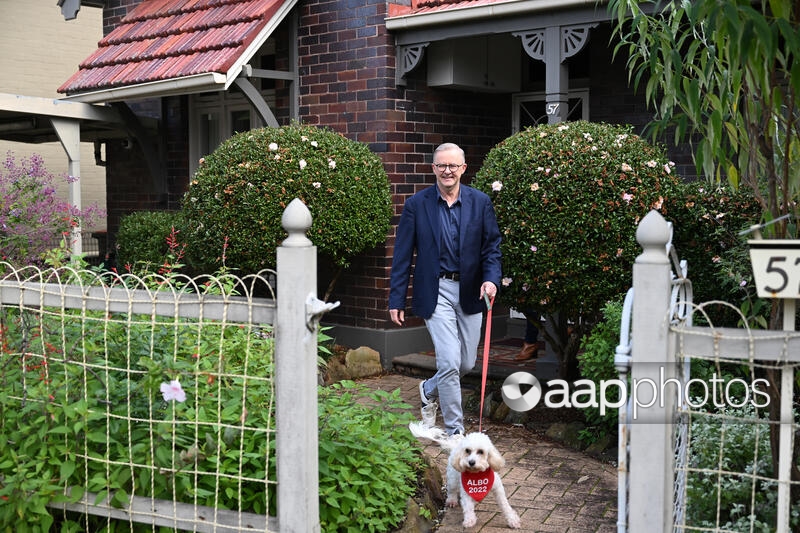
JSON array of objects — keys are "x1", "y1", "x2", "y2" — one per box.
[{"x1": 389, "y1": 143, "x2": 502, "y2": 436}]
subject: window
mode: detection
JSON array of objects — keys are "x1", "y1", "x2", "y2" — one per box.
[
  {"x1": 188, "y1": 41, "x2": 277, "y2": 175},
  {"x1": 512, "y1": 89, "x2": 589, "y2": 133},
  {"x1": 189, "y1": 95, "x2": 261, "y2": 175}
]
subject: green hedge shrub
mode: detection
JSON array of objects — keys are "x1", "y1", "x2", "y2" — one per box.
[
  {"x1": 473, "y1": 121, "x2": 684, "y2": 321},
  {"x1": 180, "y1": 124, "x2": 392, "y2": 275},
  {"x1": 472, "y1": 121, "x2": 686, "y2": 370},
  {"x1": 576, "y1": 298, "x2": 624, "y2": 445},
  {"x1": 115, "y1": 210, "x2": 184, "y2": 271},
  {"x1": 665, "y1": 182, "x2": 763, "y2": 327}
]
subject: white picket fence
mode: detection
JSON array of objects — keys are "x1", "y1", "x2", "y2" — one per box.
[
  {"x1": 0, "y1": 199, "x2": 328, "y2": 532},
  {"x1": 618, "y1": 210, "x2": 800, "y2": 532}
]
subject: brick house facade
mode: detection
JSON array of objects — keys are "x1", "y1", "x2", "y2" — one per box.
[{"x1": 59, "y1": 0, "x2": 694, "y2": 366}]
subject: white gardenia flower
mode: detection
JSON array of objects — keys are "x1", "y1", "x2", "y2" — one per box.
[
  {"x1": 299, "y1": 159, "x2": 307, "y2": 170},
  {"x1": 328, "y1": 159, "x2": 336, "y2": 169},
  {"x1": 268, "y1": 142, "x2": 278, "y2": 151},
  {"x1": 491, "y1": 181, "x2": 503, "y2": 192}
]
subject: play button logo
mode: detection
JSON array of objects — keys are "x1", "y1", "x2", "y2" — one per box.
[{"x1": 501, "y1": 372, "x2": 542, "y2": 412}]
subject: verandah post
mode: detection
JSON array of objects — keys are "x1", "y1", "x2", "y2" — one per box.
[
  {"x1": 628, "y1": 210, "x2": 675, "y2": 532},
  {"x1": 276, "y1": 199, "x2": 320, "y2": 533}
]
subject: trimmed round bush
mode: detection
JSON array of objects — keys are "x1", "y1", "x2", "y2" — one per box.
[
  {"x1": 181, "y1": 124, "x2": 392, "y2": 274},
  {"x1": 472, "y1": 121, "x2": 685, "y2": 327}
]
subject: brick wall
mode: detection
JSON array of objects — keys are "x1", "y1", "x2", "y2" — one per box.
[{"x1": 102, "y1": 0, "x2": 141, "y2": 35}]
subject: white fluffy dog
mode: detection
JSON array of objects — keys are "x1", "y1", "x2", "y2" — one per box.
[{"x1": 409, "y1": 423, "x2": 521, "y2": 529}]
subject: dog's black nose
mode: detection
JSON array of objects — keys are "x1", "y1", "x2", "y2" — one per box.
[{"x1": 468, "y1": 460, "x2": 475, "y2": 467}]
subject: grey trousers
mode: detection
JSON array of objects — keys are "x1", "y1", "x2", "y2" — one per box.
[{"x1": 422, "y1": 278, "x2": 483, "y2": 434}]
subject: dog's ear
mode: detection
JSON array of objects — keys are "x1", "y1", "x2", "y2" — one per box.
[
  {"x1": 487, "y1": 445, "x2": 506, "y2": 471},
  {"x1": 450, "y1": 449, "x2": 466, "y2": 472}
]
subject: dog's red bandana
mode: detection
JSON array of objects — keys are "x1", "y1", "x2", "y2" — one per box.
[{"x1": 461, "y1": 471, "x2": 494, "y2": 502}]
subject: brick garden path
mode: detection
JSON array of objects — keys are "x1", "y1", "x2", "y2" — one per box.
[{"x1": 357, "y1": 373, "x2": 618, "y2": 532}]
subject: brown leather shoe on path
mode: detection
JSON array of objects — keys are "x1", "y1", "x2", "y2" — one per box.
[{"x1": 514, "y1": 341, "x2": 538, "y2": 361}]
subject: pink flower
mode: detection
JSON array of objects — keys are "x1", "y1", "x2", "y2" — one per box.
[
  {"x1": 622, "y1": 192, "x2": 634, "y2": 203},
  {"x1": 160, "y1": 380, "x2": 186, "y2": 403},
  {"x1": 530, "y1": 245, "x2": 537, "y2": 252},
  {"x1": 501, "y1": 277, "x2": 512, "y2": 287},
  {"x1": 652, "y1": 196, "x2": 664, "y2": 209}
]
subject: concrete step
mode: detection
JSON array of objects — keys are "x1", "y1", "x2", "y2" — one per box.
[{"x1": 392, "y1": 350, "x2": 560, "y2": 383}]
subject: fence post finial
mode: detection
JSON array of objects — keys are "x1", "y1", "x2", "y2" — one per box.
[
  {"x1": 281, "y1": 198, "x2": 313, "y2": 247},
  {"x1": 636, "y1": 210, "x2": 671, "y2": 264}
]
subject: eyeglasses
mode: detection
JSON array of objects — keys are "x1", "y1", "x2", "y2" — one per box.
[{"x1": 433, "y1": 163, "x2": 464, "y2": 172}]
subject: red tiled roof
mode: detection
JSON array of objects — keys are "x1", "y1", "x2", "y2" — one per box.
[
  {"x1": 387, "y1": 0, "x2": 514, "y2": 17},
  {"x1": 59, "y1": 0, "x2": 289, "y2": 96}
]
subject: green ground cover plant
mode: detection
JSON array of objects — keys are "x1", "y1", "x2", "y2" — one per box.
[
  {"x1": 0, "y1": 263, "x2": 423, "y2": 532},
  {"x1": 684, "y1": 403, "x2": 800, "y2": 531}
]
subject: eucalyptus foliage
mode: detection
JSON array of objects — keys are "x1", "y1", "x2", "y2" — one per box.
[
  {"x1": 609, "y1": 0, "x2": 800, "y2": 497},
  {"x1": 609, "y1": 0, "x2": 800, "y2": 238},
  {"x1": 181, "y1": 124, "x2": 392, "y2": 276}
]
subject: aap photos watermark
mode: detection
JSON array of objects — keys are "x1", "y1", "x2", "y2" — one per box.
[{"x1": 501, "y1": 367, "x2": 771, "y2": 421}]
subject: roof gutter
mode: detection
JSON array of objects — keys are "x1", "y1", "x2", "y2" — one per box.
[
  {"x1": 385, "y1": 0, "x2": 606, "y2": 30},
  {"x1": 61, "y1": 72, "x2": 228, "y2": 104}
]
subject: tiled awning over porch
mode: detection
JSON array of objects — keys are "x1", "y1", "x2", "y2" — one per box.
[{"x1": 59, "y1": 0, "x2": 298, "y2": 104}]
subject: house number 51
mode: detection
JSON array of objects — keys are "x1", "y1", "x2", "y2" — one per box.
[
  {"x1": 749, "y1": 243, "x2": 800, "y2": 298},
  {"x1": 762, "y1": 256, "x2": 800, "y2": 294}
]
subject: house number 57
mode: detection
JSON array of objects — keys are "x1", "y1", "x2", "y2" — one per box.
[{"x1": 546, "y1": 103, "x2": 559, "y2": 115}]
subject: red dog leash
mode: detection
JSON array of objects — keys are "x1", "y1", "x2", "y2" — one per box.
[{"x1": 478, "y1": 294, "x2": 494, "y2": 433}]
